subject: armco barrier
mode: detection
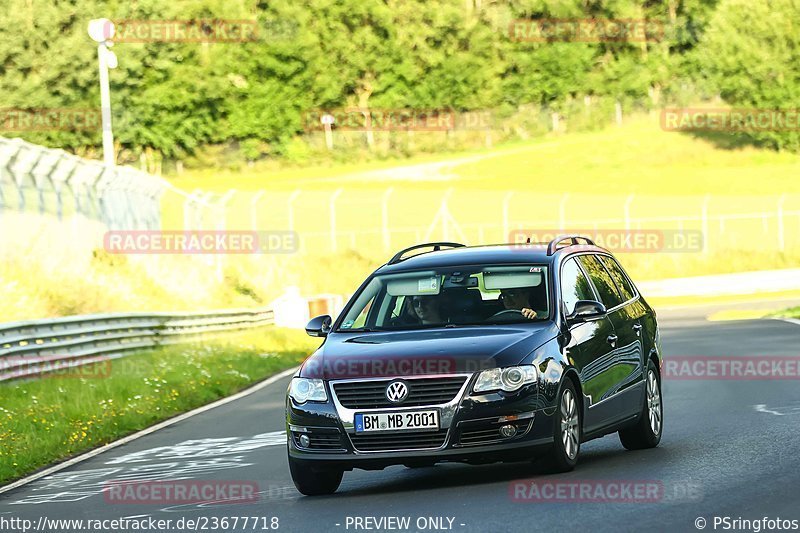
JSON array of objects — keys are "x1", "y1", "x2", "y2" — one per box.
[{"x1": 0, "y1": 308, "x2": 274, "y2": 382}]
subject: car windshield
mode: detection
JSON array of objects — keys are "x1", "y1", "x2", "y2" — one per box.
[{"x1": 337, "y1": 265, "x2": 550, "y2": 331}]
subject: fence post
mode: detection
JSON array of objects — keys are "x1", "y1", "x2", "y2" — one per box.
[
  {"x1": 778, "y1": 194, "x2": 786, "y2": 252},
  {"x1": 502, "y1": 191, "x2": 514, "y2": 241},
  {"x1": 382, "y1": 187, "x2": 394, "y2": 252},
  {"x1": 702, "y1": 194, "x2": 710, "y2": 253},
  {"x1": 559, "y1": 193, "x2": 569, "y2": 231},
  {"x1": 624, "y1": 193, "x2": 635, "y2": 231},
  {"x1": 287, "y1": 190, "x2": 301, "y2": 233},
  {"x1": 330, "y1": 188, "x2": 343, "y2": 253},
  {"x1": 250, "y1": 190, "x2": 265, "y2": 231},
  {"x1": 615, "y1": 101, "x2": 623, "y2": 126}
]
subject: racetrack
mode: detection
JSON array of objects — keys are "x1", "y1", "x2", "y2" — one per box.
[{"x1": 2, "y1": 302, "x2": 800, "y2": 533}]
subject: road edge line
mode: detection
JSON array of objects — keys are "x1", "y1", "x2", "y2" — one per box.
[
  {"x1": 773, "y1": 317, "x2": 800, "y2": 327},
  {"x1": 0, "y1": 366, "x2": 298, "y2": 496}
]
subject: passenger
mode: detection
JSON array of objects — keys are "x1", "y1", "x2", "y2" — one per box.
[{"x1": 391, "y1": 296, "x2": 420, "y2": 327}]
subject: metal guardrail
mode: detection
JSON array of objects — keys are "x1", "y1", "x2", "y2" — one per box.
[{"x1": 0, "y1": 308, "x2": 274, "y2": 382}]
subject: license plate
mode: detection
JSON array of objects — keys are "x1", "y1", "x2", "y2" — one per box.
[{"x1": 354, "y1": 410, "x2": 439, "y2": 433}]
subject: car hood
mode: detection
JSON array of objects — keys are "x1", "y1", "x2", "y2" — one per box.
[{"x1": 299, "y1": 323, "x2": 559, "y2": 380}]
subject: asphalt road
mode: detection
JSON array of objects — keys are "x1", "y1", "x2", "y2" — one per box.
[{"x1": 2, "y1": 305, "x2": 800, "y2": 533}]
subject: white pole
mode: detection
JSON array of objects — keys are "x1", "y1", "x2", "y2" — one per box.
[
  {"x1": 97, "y1": 43, "x2": 115, "y2": 166},
  {"x1": 324, "y1": 123, "x2": 333, "y2": 150},
  {"x1": 382, "y1": 187, "x2": 394, "y2": 251}
]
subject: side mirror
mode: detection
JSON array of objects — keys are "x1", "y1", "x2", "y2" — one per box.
[
  {"x1": 567, "y1": 300, "x2": 606, "y2": 323},
  {"x1": 305, "y1": 315, "x2": 332, "y2": 337}
]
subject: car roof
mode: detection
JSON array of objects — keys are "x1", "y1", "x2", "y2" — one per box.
[{"x1": 376, "y1": 243, "x2": 610, "y2": 274}]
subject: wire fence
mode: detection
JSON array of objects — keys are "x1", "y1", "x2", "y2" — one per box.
[
  {"x1": 3, "y1": 134, "x2": 799, "y2": 262},
  {"x1": 0, "y1": 136, "x2": 164, "y2": 230},
  {"x1": 173, "y1": 187, "x2": 800, "y2": 257}
]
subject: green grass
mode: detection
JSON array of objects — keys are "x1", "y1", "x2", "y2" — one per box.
[
  {"x1": 0, "y1": 328, "x2": 319, "y2": 486},
  {"x1": 157, "y1": 113, "x2": 800, "y2": 302},
  {"x1": 772, "y1": 306, "x2": 800, "y2": 319},
  {"x1": 169, "y1": 115, "x2": 800, "y2": 194}
]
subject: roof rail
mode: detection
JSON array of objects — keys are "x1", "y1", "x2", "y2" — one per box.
[
  {"x1": 388, "y1": 242, "x2": 466, "y2": 265},
  {"x1": 546, "y1": 234, "x2": 595, "y2": 256}
]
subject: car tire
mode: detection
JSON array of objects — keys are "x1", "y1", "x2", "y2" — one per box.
[
  {"x1": 288, "y1": 454, "x2": 343, "y2": 496},
  {"x1": 543, "y1": 378, "x2": 580, "y2": 472},
  {"x1": 619, "y1": 360, "x2": 663, "y2": 450}
]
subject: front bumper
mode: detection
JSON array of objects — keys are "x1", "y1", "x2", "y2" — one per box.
[{"x1": 286, "y1": 373, "x2": 556, "y2": 470}]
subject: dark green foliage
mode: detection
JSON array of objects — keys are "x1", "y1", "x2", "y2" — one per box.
[{"x1": 7, "y1": 0, "x2": 785, "y2": 162}]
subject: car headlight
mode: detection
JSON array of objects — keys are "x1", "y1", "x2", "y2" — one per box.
[
  {"x1": 473, "y1": 365, "x2": 538, "y2": 393},
  {"x1": 289, "y1": 378, "x2": 328, "y2": 404}
]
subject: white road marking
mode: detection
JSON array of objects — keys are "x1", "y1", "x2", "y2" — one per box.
[
  {"x1": 754, "y1": 404, "x2": 800, "y2": 416},
  {"x1": 0, "y1": 367, "x2": 298, "y2": 496}
]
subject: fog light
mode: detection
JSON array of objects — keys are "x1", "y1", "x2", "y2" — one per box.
[
  {"x1": 499, "y1": 424, "x2": 517, "y2": 438},
  {"x1": 298, "y1": 434, "x2": 311, "y2": 448}
]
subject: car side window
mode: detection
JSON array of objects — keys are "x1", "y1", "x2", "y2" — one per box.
[
  {"x1": 577, "y1": 255, "x2": 623, "y2": 309},
  {"x1": 598, "y1": 256, "x2": 636, "y2": 302},
  {"x1": 560, "y1": 257, "x2": 597, "y2": 315}
]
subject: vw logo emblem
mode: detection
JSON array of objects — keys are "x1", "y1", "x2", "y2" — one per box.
[{"x1": 386, "y1": 381, "x2": 409, "y2": 403}]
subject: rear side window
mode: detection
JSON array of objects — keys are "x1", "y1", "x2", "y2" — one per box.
[
  {"x1": 560, "y1": 257, "x2": 597, "y2": 315},
  {"x1": 598, "y1": 256, "x2": 636, "y2": 302},
  {"x1": 578, "y1": 255, "x2": 623, "y2": 309}
]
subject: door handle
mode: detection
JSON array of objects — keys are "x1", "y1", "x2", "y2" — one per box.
[
  {"x1": 606, "y1": 335, "x2": 618, "y2": 347},
  {"x1": 632, "y1": 324, "x2": 642, "y2": 336}
]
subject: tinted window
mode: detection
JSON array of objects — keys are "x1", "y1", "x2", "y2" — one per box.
[
  {"x1": 599, "y1": 256, "x2": 636, "y2": 302},
  {"x1": 560, "y1": 258, "x2": 597, "y2": 315},
  {"x1": 578, "y1": 255, "x2": 623, "y2": 308},
  {"x1": 337, "y1": 265, "x2": 551, "y2": 331}
]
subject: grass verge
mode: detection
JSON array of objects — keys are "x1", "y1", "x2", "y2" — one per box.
[
  {"x1": 772, "y1": 306, "x2": 800, "y2": 319},
  {"x1": 0, "y1": 327, "x2": 318, "y2": 486}
]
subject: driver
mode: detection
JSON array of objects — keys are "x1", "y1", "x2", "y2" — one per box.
[
  {"x1": 410, "y1": 295, "x2": 445, "y2": 325},
  {"x1": 498, "y1": 287, "x2": 538, "y2": 320}
]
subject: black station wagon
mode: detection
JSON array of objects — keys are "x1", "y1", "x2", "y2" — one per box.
[{"x1": 286, "y1": 236, "x2": 663, "y2": 495}]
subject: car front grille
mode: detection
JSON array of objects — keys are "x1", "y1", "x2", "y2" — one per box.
[
  {"x1": 349, "y1": 429, "x2": 448, "y2": 452},
  {"x1": 332, "y1": 376, "x2": 468, "y2": 409}
]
